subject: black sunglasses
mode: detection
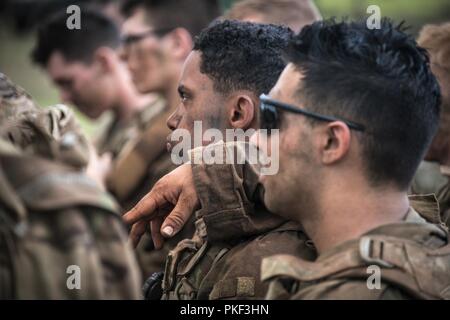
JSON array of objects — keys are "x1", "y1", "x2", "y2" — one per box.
[
  {"x1": 120, "y1": 27, "x2": 175, "y2": 46},
  {"x1": 259, "y1": 94, "x2": 365, "y2": 132}
]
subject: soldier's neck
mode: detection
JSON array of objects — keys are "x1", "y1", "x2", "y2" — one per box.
[{"x1": 304, "y1": 182, "x2": 410, "y2": 255}]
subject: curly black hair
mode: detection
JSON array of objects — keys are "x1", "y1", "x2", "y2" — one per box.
[
  {"x1": 285, "y1": 18, "x2": 441, "y2": 190},
  {"x1": 193, "y1": 20, "x2": 293, "y2": 96}
]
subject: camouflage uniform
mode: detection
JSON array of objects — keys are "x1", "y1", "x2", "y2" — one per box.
[
  {"x1": 262, "y1": 205, "x2": 450, "y2": 300},
  {"x1": 0, "y1": 74, "x2": 141, "y2": 299},
  {"x1": 161, "y1": 142, "x2": 316, "y2": 300}
]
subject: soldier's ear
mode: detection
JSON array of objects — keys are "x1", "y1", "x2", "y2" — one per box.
[
  {"x1": 166, "y1": 28, "x2": 193, "y2": 61},
  {"x1": 319, "y1": 121, "x2": 351, "y2": 165},
  {"x1": 92, "y1": 47, "x2": 117, "y2": 74},
  {"x1": 228, "y1": 93, "x2": 257, "y2": 130}
]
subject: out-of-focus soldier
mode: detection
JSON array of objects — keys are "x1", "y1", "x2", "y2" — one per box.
[
  {"x1": 111, "y1": 0, "x2": 221, "y2": 280},
  {"x1": 114, "y1": 0, "x2": 221, "y2": 207},
  {"x1": 31, "y1": 9, "x2": 171, "y2": 280},
  {"x1": 0, "y1": 73, "x2": 141, "y2": 299},
  {"x1": 32, "y1": 9, "x2": 157, "y2": 162},
  {"x1": 151, "y1": 20, "x2": 315, "y2": 300}
]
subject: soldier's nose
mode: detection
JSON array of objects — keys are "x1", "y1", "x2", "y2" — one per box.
[{"x1": 166, "y1": 111, "x2": 179, "y2": 131}]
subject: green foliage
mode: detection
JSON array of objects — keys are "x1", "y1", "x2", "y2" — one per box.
[{"x1": 315, "y1": 0, "x2": 450, "y2": 34}]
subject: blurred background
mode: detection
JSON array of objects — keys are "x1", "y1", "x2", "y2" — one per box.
[{"x1": 1, "y1": 0, "x2": 449, "y2": 135}]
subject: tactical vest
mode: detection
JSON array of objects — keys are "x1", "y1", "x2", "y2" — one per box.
[
  {"x1": 161, "y1": 217, "x2": 230, "y2": 300},
  {"x1": 262, "y1": 221, "x2": 450, "y2": 300},
  {"x1": 0, "y1": 150, "x2": 141, "y2": 299},
  {"x1": 161, "y1": 218, "x2": 310, "y2": 300}
]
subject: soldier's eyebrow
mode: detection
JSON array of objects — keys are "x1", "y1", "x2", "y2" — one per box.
[{"x1": 177, "y1": 84, "x2": 192, "y2": 97}]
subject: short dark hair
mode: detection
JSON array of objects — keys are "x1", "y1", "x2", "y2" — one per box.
[
  {"x1": 125, "y1": 0, "x2": 221, "y2": 37},
  {"x1": 32, "y1": 9, "x2": 120, "y2": 66},
  {"x1": 193, "y1": 20, "x2": 293, "y2": 96},
  {"x1": 285, "y1": 19, "x2": 441, "y2": 190}
]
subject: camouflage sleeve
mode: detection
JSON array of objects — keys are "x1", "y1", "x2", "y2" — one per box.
[
  {"x1": 188, "y1": 141, "x2": 269, "y2": 241},
  {"x1": 189, "y1": 140, "x2": 261, "y2": 210}
]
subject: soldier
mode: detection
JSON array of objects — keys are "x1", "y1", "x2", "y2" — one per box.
[
  {"x1": 412, "y1": 22, "x2": 450, "y2": 227},
  {"x1": 110, "y1": 0, "x2": 221, "y2": 280},
  {"x1": 224, "y1": 0, "x2": 321, "y2": 32},
  {"x1": 124, "y1": 19, "x2": 450, "y2": 299},
  {"x1": 113, "y1": 0, "x2": 221, "y2": 207},
  {"x1": 162, "y1": 20, "x2": 317, "y2": 300},
  {"x1": 32, "y1": 9, "x2": 157, "y2": 161},
  {"x1": 124, "y1": 20, "x2": 316, "y2": 300},
  {"x1": 31, "y1": 9, "x2": 173, "y2": 280},
  {"x1": 0, "y1": 73, "x2": 141, "y2": 299}
]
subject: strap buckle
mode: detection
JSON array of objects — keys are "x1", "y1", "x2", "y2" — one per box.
[{"x1": 359, "y1": 236, "x2": 394, "y2": 268}]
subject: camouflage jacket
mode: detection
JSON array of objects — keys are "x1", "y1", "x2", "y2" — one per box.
[
  {"x1": 262, "y1": 207, "x2": 450, "y2": 300},
  {"x1": 0, "y1": 146, "x2": 142, "y2": 299},
  {"x1": 0, "y1": 86, "x2": 142, "y2": 299},
  {"x1": 161, "y1": 142, "x2": 316, "y2": 300},
  {"x1": 0, "y1": 72, "x2": 90, "y2": 169}
]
